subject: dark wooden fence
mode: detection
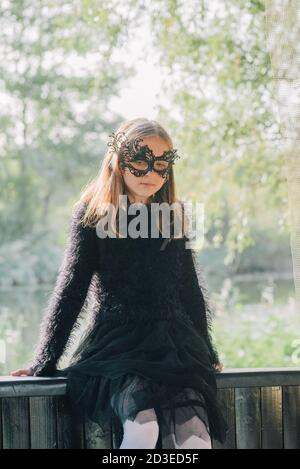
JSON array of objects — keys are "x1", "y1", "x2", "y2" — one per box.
[{"x1": 1, "y1": 368, "x2": 300, "y2": 449}]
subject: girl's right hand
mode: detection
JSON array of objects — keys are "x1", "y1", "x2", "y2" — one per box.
[
  {"x1": 213, "y1": 362, "x2": 224, "y2": 372},
  {"x1": 10, "y1": 368, "x2": 34, "y2": 376}
]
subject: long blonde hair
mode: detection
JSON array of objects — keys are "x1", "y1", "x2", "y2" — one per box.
[{"x1": 74, "y1": 117, "x2": 186, "y2": 237}]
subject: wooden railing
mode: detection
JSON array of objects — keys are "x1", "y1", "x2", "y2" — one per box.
[{"x1": 0, "y1": 368, "x2": 300, "y2": 449}]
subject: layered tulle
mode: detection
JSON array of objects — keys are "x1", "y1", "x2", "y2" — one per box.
[{"x1": 54, "y1": 312, "x2": 228, "y2": 448}]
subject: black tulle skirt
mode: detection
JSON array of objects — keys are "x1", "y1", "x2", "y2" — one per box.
[{"x1": 53, "y1": 311, "x2": 229, "y2": 448}]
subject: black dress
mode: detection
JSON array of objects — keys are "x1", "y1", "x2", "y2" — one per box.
[{"x1": 28, "y1": 201, "x2": 229, "y2": 448}]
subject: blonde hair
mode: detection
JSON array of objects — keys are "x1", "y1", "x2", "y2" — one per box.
[{"x1": 74, "y1": 117, "x2": 186, "y2": 237}]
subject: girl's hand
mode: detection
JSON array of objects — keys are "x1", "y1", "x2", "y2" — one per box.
[
  {"x1": 10, "y1": 368, "x2": 33, "y2": 377},
  {"x1": 213, "y1": 362, "x2": 224, "y2": 372}
]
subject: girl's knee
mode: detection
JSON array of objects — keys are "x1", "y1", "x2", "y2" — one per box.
[
  {"x1": 121, "y1": 409, "x2": 160, "y2": 448},
  {"x1": 132, "y1": 409, "x2": 159, "y2": 439},
  {"x1": 174, "y1": 414, "x2": 212, "y2": 448}
]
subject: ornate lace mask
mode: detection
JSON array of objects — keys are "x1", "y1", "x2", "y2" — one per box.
[{"x1": 107, "y1": 131, "x2": 181, "y2": 178}]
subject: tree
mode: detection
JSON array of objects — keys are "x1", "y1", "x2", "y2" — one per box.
[
  {"x1": 146, "y1": 0, "x2": 288, "y2": 267},
  {"x1": 0, "y1": 0, "x2": 138, "y2": 241}
]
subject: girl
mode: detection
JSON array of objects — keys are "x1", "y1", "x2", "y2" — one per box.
[{"x1": 10, "y1": 118, "x2": 228, "y2": 449}]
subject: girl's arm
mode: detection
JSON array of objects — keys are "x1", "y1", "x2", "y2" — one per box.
[
  {"x1": 179, "y1": 236, "x2": 221, "y2": 367},
  {"x1": 28, "y1": 203, "x2": 96, "y2": 376}
]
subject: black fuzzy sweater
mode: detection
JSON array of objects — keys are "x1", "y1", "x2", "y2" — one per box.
[{"x1": 28, "y1": 203, "x2": 220, "y2": 377}]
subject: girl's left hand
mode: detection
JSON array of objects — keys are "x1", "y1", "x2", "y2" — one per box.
[{"x1": 213, "y1": 362, "x2": 224, "y2": 372}]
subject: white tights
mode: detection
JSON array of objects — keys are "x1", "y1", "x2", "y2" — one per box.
[
  {"x1": 119, "y1": 408, "x2": 212, "y2": 449},
  {"x1": 171, "y1": 414, "x2": 212, "y2": 449},
  {"x1": 119, "y1": 408, "x2": 159, "y2": 449}
]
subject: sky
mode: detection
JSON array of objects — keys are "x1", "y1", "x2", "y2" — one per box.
[{"x1": 108, "y1": 17, "x2": 166, "y2": 120}]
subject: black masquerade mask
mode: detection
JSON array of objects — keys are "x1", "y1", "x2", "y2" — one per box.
[{"x1": 107, "y1": 131, "x2": 181, "y2": 178}]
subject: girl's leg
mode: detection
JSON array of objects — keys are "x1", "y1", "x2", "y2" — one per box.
[
  {"x1": 172, "y1": 414, "x2": 212, "y2": 450},
  {"x1": 119, "y1": 408, "x2": 160, "y2": 449}
]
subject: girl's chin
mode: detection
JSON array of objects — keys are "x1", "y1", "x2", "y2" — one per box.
[{"x1": 138, "y1": 188, "x2": 156, "y2": 194}]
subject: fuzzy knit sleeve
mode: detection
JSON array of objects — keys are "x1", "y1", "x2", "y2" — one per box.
[
  {"x1": 28, "y1": 203, "x2": 97, "y2": 377},
  {"x1": 179, "y1": 236, "x2": 220, "y2": 366}
]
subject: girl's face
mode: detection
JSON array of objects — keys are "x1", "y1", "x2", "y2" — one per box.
[{"x1": 120, "y1": 136, "x2": 170, "y2": 204}]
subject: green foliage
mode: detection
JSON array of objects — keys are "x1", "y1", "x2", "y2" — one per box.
[
  {"x1": 0, "y1": 1, "x2": 135, "y2": 219},
  {"x1": 212, "y1": 278, "x2": 299, "y2": 367},
  {"x1": 0, "y1": 229, "x2": 62, "y2": 287},
  {"x1": 0, "y1": 1, "x2": 295, "y2": 377},
  {"x1": 148, "y1": 0, "x2": 289, "y2": 267},
  {"x1": 214, "y1": 301, "x2": 299, "y2": 368},
  {"x1": 0, "y1": 0, "x2": 139, "y2": 285},
  {"x1": 0, "y1": 0, "x2": 292, "y2": 284}
]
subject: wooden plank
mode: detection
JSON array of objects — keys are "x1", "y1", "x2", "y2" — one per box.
[
  {"x1": 2, "y1": 370, "x2": 300, "y2": 395},
  {"x1": 235, "y1": 387, "x2": 261, "y2": 449},
  {"x1": 261, "y1": 386, "x2": 283, "y2": 449},
  {"x1": 216, "y1": 368, "x2": 300, "y2": 388},
  {"x1": 29, "y1": 396, "x2": 57, "y2": 449},
  {"x1": 0, "y1": 377, "x2": 67, "y2": 398},
  {"x1": 283, "y1": 385, "x2": 300, "y2": 449},
  {"x1": 0, "y1": 396, "x2": 2, "y2": 449},
  {"x1": 56, "y1": 396, "x2": 75, "y2": 448},
  {"x1": 2, "y1": 397, "x2": 30, "y2": 448},
  {"x1": 69, "y1": 404, "x2": 86, "y2": 449},
  {"x1": 212, "y1": 388, "x2": 236, "y2": 449},
  {"x1": 1, "y1": 372, "x2": 300, "y2": 449}
]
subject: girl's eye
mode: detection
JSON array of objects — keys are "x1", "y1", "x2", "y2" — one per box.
[
  {"x1": 131, "y1": 159, "x2": 148, "y2": 170},
  {"x1": 154, "y1": 161, "x2": 169, "y2": 170},
  {"x1": 134, "y1": 160, "x2": 146, "y2": 167}
]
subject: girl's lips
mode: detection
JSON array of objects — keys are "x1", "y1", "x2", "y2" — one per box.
[{"x1": 140, "y1": 183, "x2": 155, "y2": 186}]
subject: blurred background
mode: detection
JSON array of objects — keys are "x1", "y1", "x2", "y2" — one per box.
[{"x1": 1, "y1": 0, "x2": 299, "y2": 374}]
